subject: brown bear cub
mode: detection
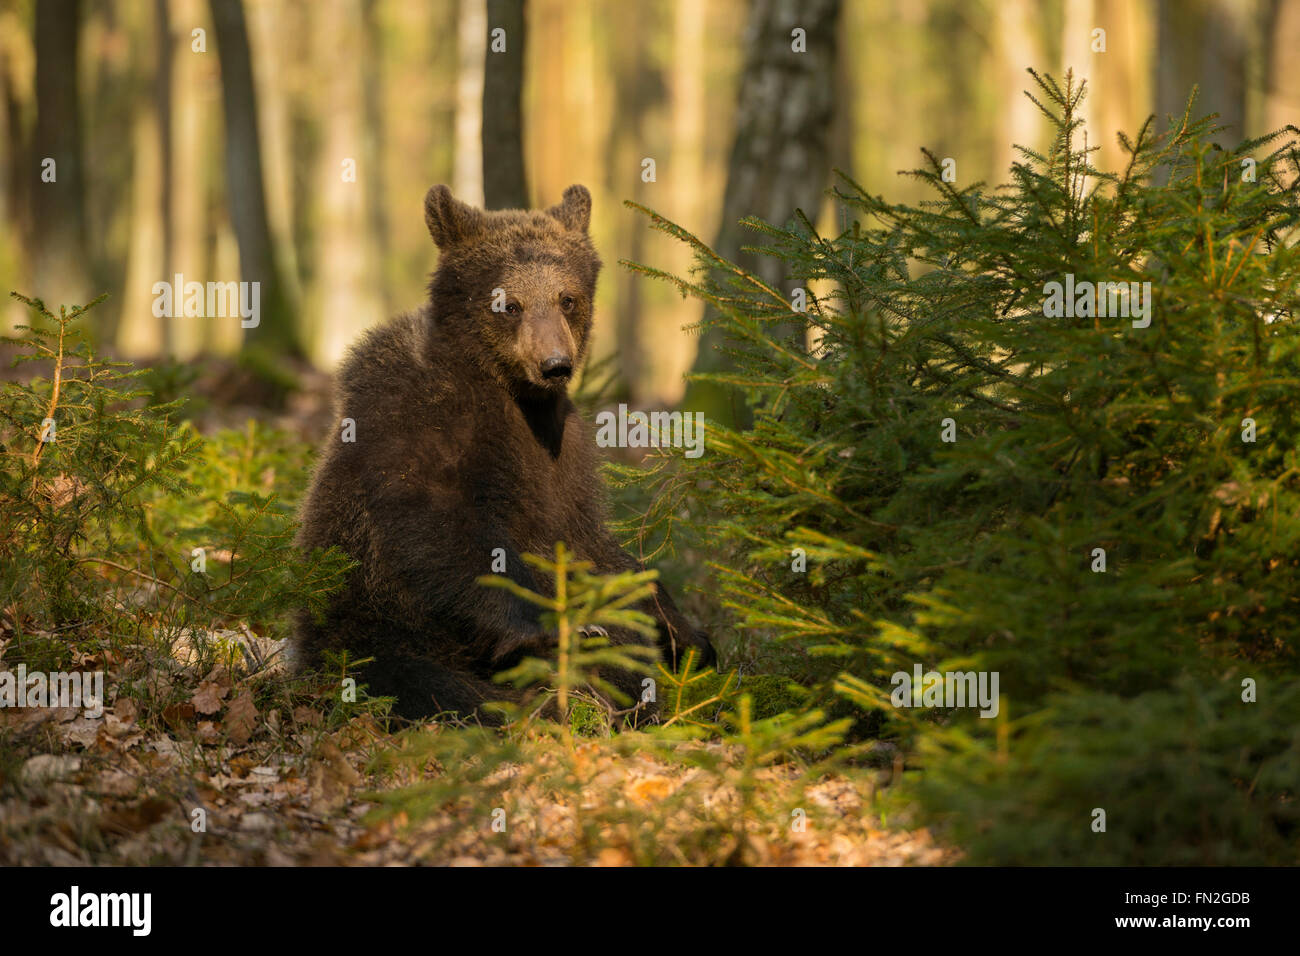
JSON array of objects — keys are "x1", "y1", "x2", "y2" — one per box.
[{"x1": 292, "y1": 184, "x2": 714, "y2": 720}]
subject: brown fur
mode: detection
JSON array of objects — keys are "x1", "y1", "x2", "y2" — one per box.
[{"x1": 292, "y1": 184, "x2": 713, "y2": 720}]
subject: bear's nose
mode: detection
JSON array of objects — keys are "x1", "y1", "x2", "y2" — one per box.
[{"x1": 541, "y1": 355, "x2": 573, "y2": 380}]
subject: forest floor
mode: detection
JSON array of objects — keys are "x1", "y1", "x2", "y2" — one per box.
[{"x1": 0, "y1": 627, "x2": 954, "y2": 866}]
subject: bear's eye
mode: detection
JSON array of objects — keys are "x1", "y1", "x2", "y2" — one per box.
[
  {"x1": 504, "y1": 301, "x2": 522, "y2": 316},
  {"x1": 560, "y1": 295, "x2": 576, "y2": 313}
]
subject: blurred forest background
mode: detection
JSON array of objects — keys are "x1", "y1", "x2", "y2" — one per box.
[
  {"x1": 2, "y1": 0, "x2": 1300, "y2": 868},
  {"x1": 1, "y1": 0, "x2": 1298, "y2": 407}
]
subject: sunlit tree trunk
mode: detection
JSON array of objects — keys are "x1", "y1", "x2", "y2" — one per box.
[
  {"x1": 645, "y1": 0, "x2": 708, "y2": 406},
  {"x1": 309, "y1": 0, "x2": 385, "y2": 367},
  {"x1": 117, "y1": 99, "x2": 164, "y2": 357},
  {"x1": 170, "y1": 0, "x2": 215, "y2": 358},
  {"x1": 0, "y1": 3, "x2": 28, "y2": 298},
  {"x1": 1265, "y1": 0, "x2": 1300, "y2": 134},
  {"x1": 156, "y1": 0, "x2": 175, "y2": 353},
  {"x1": 1096, "y1": 0, "x2": 1152, "y2": 168},
  {"x1": 247, "y1": 0, "x2": 301, "y2": 318},
  {"x1": 362, "y1": 0, "x2": 392, "y2": 314},
  {"x1": 1060, "y1": 0, "x2": 1153, "y2": 174},
  {"x1": 529, "y1": 0, "x2": 569, "y2": 205},
  {"x1": 603, "y1": 4, "x2": 658, "y2": 402},
  {"x1": 111, "y1": 0, "x2": 175, "y2": 358},
  {"x1": 995, "y1": 0, "x2": 1045, "y2": 179},
  {"x1": 1061, "y1": 0, "x2": 1101, "y2": 170},
  {"x1": 454, "y1": 0, "x2": 485, "y2": 207}
]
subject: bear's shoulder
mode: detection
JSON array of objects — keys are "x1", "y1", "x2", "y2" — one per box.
[
  {"x1": 336, "y1": 309, "x2": 428, "y2": 390},
  {"x1": 332, "y1": 307, "x2": 466, "y2": 411},
  {"x1": 325, "y1": 307, "x2": 486, "y2": 473}
]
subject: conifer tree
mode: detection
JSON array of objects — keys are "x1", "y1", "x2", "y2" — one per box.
[{"x1": 622, "y1": 71, "x2": 1300, "y2": 863}]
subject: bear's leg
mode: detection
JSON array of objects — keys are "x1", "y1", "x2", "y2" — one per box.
[
  {"x1": 295, "y1": 607, "x2": 510, "y2": 722},
  {"x1": 364, "y1": 647, "x2": 509, "y2": 722}
]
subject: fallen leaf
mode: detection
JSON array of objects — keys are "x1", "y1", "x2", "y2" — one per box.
[
  {"x1": 202, "y1": 665, "x2": 234, "y2": 691},
  {"x1": 161, "y1": 701, "x2": 196, "y2": 729},
  {"x1": 191, "y1": 680, "x2": 228, "y2": 716},
  {"x1": 224, "y1": 690, "x2": 259, "y2": 745},
  {"x1": 307, "y1": 738, "x2": 362, "y2": 810},
  {"x1": 292, "y1": 706, "x2": 324, "y2": 727},
  {"x1": 58, "y1": 717, "x2": 101, "y2": 749},
  {"x1": 99, "y1": 796, "x2": 172, "y2": 835},
  {"x1": 112, "y1": 697, "x2": 138, "y2": 724}
]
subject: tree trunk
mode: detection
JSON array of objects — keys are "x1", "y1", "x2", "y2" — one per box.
[
  {"x1": 31, "y1": 0, "x2": 91, "y2": 311},
  {"x1": 1265, "y1": 0, "x2": 1300, "y2": 136},
  {"x1": 454, "y1": 0, "x2": 486, "y2": 206},
  {"x1": 169, "y1": 0, "x2": 215, "y2": 359},
  {"x1": 116, "y1": 99, "x2": 164, "y2": 358},
  {"x1": 157, "y1": 0, "x2": 175, "y2": 353},
  {"x1": 1155, "y1": 0, "x2": 1249, "y2": 142},
  {"x1": 310, "y1": 0, "x2": 385, "y2": 366},
  {"x1": 361, "y1": 0, "x2": 392, "y2": 315},
  {"x1": 1060, "y1": 0, "x2": 1100, "y2": 166},
  {"x1": 603, "y1": 5, "x2": 659, "y2": 402},
  {"x1": 684, "y1": 0, "x2": 841, "y2": 427},
  {"x1": 995, "y1": 0, "x2": 1045, "y2": 180},
  {"x1": 482, "y1": 0, "x2": 529, "y2": 209},
  {"x1": 208, "y1": 0, "x2": 300, "y2": 356},
  {"x1": 0, "y1": 7, "x2": 26, "y2": 257}
]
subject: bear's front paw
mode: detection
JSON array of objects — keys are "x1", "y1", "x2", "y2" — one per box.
[
  {"x1": 661, "y1": 625, "x2": 716, "y2": 670},
  {"x1": 685, "y1": 628, "x2": 717, "y2": 669}
]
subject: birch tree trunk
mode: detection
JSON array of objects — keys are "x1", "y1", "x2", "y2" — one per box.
[{"x1": 684, "y1": 0, "x2": 841, "y2": 427}]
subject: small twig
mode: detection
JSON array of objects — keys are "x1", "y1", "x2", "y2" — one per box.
[{"x1": 32, "y1": 308, "x2": 67, "y2": 469}]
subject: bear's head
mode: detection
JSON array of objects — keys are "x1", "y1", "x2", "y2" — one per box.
[{"x1": 424, "y1": 184, "x2": 601, "y2": 397}]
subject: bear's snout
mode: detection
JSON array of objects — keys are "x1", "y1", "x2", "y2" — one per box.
[{"x1": 540, "y1": 353, "x2": 573, "y2": 381}]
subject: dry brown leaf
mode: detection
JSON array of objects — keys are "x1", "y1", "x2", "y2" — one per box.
[
  {"x1": 229, "y1": 754, "x2": 260, "y2": 778},
  {"x1": 113, "y1": 697, "x2": 138, "y2": 724},
  {"x1": 202, "y1": 665, "x2": 234, "y2": 691},
  {"x1": 223, "y1": 690, "x2": 259, "y2": 745},
  {"x1": 191, "y1": 680, "x2": 228, "y2": 716},
  {"x1": 307, "y1": 738, "x2": 362, "y2": 811},
  {"x1": 58, "y1": 716, "x2": 101, "y2": 749},
  {"x1": 292, "y1": 706, "x2": 324, "y2": 727},
  {"x1": 98, "y1": 796, "x2": 172, "y2": 836},
  {"x1": 161, "y1": 701, "x2": 196, "y2": 729}
]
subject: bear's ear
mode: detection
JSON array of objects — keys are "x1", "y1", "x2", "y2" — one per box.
[
  {"x1": 424, "y1": 185, "x2": 485, "y2": 249},
  {"x1": 545, "y1": 184, "x2": 592, "y2": 234}
]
